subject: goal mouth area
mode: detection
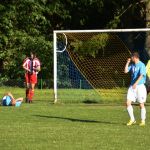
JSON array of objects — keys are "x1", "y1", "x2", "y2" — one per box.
[{"x1": 54, "y1": 29, "x2": 150, "y2": 103}]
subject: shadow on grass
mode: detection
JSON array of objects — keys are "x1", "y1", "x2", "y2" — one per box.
[
  {"x1": 34, "y1": 115, "x2": 122, "y2": 125},
  {"x1": 82, "y1": 99, "x2": 98, "y2": 104}
]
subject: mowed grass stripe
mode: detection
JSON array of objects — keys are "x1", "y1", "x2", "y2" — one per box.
[{"x1": 0, "y1": 101, "x2": 150, "y2": 150}]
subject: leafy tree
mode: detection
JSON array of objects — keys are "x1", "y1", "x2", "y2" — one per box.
[{"x1": 0, "y1": 0, "x2": 146, "y2": 85}]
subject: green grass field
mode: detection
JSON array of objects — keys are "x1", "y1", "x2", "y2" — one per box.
[{"x1": 0, "y1": 87, "x2": 150, "y2": 150}]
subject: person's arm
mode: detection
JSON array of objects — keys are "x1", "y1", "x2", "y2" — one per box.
[
  {"x1": 132, "y1": 75, "x2": 143, "y2": 89},
  {"x1": 23, "y1": 65, "x2": 31, "y2": 72},
  {"x1": 124, "y1": 58, "x2": 131, "y2": 73},
  {"x1": 146, "y1": 60, "x2": 150, "y2": 78},
  {"x1": 7, "y1": 92, "x2": 16, "y2": 105},
  {"x1": 7, "y1": 92, "x2": 14, "y2": 99},
  {"x1": 16, "y1": 97, "x2": 23, "y2": 102},
  {"x1": 23, "y1": 58, "x2": 31, "y2": 72},
  {"x1": 146, "y1": 61, "x2": 149, "y2": 73},
  {"x1": 23, "y1": 64, "x2": 31, "y2": 72},
  {"x1": 34, "y1": 58, "x2": 41, "y2": 72}
]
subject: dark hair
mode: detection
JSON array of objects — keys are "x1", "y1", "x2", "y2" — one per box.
[
  {"x1": 131, "y1": 52, "x2": 139, "y2": 59},
  {"x1": 30, "y1": 51, "x2": 36, "y2": 57}
]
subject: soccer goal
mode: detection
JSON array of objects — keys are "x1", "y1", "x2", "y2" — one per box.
[{"x1": 53, "y1": 29, "x2": 150, "y2": 104}]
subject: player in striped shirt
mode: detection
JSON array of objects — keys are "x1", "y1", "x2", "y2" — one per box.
[{"x1": 23, "y1": 52, "x2": 41, "y2": 103}]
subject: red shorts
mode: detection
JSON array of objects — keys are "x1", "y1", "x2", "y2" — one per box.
[{"x1": 25, "y1": 73, "x2": 37, "y2": 84}]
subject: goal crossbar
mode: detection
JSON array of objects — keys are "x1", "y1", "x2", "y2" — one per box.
[{"x1": 54, "y1": 28, "x2": 150, "y2": 34}]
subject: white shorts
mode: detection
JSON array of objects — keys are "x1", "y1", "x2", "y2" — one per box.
[{"x1": 127, "y1": 84, "x2": 147, "y2": 103}]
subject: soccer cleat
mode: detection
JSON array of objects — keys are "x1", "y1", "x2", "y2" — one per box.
[
  {"x1": 126, "y1": 120, "x2": 136, "y2": 126},
  {"x1": 139, "y1": 121, "x2": 145, "y2": 126},
  {"x1": 28, "y1": 100, "x2": 32, "y2": 103}
]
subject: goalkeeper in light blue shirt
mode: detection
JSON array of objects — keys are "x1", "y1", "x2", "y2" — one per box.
[{"x1": 124, "y1": 52, "x2": 147, "y2": 126}]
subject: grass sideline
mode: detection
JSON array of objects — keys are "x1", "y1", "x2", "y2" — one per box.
[{"x1": 0, "y1": 87, "x2": 150, "y2": 150}]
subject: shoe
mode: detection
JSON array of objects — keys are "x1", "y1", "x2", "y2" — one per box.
[
  {"x1": 127, "y1": 120, "x2": 136, "y2": 126},
  {"x1": 139, "y1": 121, "x2": 145, "y2": 126},
  {"x1": 28, "y1": 100, "x2": 33, "y2": 103}
]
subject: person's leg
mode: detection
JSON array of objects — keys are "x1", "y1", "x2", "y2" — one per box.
[
  {"x1": 26, "y1": 83, "x2": 30, "y2": 103},
  {"x1": 28, "y1": 74, "x2": 37, "y2": 103},
  {"x1": 126, "y1": 100, "x2": 135, "y2": 122},
  {"x1": 28, "y1": 83, "x2": 35, "y2": 103},
  {"x1": 139, "y1": 103, "x2": 146, "y2": 126},
  {"x1": 126, "y1": 87, "x2": 136, "y2": 126},
  {"x1": 137, "y1": 84, "x2": 147, "y2": 126},
  {"x1": 25, "y1": 74, "x2": 30, "y2": 103}
]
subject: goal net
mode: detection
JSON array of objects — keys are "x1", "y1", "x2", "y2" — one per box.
[{"x1": 54, "y1": 29, "x2": 150, "y2": 104}]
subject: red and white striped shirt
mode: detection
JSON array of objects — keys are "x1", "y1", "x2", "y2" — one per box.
[{"x1": 23, "y1": 57, "x2": 41, "y2": 74}]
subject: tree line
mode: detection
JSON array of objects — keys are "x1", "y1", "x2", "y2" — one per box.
[{"x1": 0, "y1": 0, "x2": 147, "y2": 84}]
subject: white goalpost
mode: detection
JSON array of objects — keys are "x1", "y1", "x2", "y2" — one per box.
[
  {"x1": 53, "y1": 32, "x2": 68, "y2": 103},
  {"x1": 53, "y1": 28, "x2": 150, "y2": 103}
]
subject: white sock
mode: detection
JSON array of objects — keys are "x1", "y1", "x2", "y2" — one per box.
[
  {"x1": 127, "y1": 105, "x2": 135, "y2": 121},
  {"x1": 141, "y1": 107, "x2": 146, "y2": 122}
]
